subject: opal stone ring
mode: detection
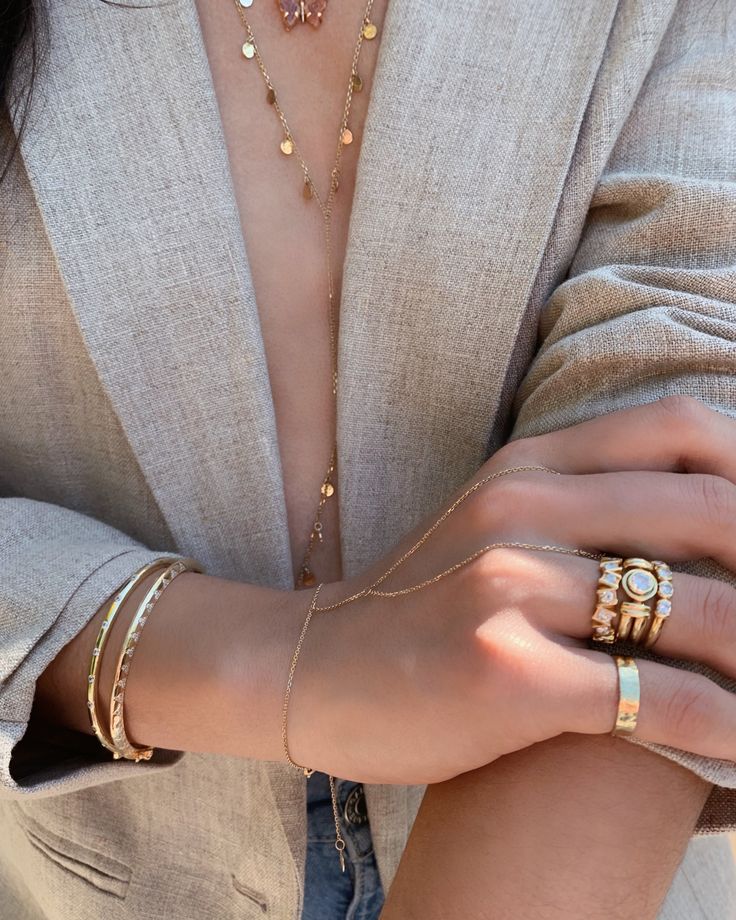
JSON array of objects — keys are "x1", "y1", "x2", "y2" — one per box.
[{"x1": 590, "y1": 556, "x2": 673, "y2": 649}]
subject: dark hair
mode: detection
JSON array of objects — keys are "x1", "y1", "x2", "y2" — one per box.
[{"x1": 1, "y1": 1, "x2": 48, "y2": 185}]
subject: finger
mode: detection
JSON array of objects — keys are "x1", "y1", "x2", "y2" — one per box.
[
  {"x1": 487, "y1": 468, "x2": 736, "y2": 572},
  {"x1": 511, "y1": 550, "x2": 736, "y2": 680},
  {"x1": 501, "y1": 395, "x2": 736, "y2": 481},
  {"x1": 555, "y1": 646, "x2": 736, "y2": 763}
]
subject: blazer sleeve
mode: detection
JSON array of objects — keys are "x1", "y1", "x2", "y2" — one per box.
[
  {"x1": 508, "y1": 0, "x2": 736, "y2": 834},
  {"x1": 0, "y1": 497, "x2": 187, "y2": 800}
]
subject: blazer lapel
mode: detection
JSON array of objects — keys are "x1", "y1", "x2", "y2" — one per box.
[
  {"x1": 340, "y1": 0, "x2": 621, "y2": 887},
  {"x1": 337, "y1": 0, "x2": 622, "y2": 576},
  {"x1": 16, "y1": 0, "x2": 293, "y2": 588}
]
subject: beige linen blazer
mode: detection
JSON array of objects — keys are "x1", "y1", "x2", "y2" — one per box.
[{"x1": 1, "y1": 0, "x2": 736, "y2": 917}]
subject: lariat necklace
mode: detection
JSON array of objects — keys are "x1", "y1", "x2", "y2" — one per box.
[{"x1": 233, "y1": 0, "x2": 378, "y2": 589}]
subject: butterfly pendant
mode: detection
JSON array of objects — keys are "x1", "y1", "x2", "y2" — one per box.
[{"x1": 277, "y1": 0, "x2": 328, "y2": 30}]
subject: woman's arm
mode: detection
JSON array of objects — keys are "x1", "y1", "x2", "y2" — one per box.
[
  {"x1": 383, "y1": 735, "x2": 710, "y2": 920},
  {"x1": 384, "y1": 0, "x2": 736, "y2": 915},
  {"x1": 28, "y1": 567, "x2": 302, "y2": 764}
]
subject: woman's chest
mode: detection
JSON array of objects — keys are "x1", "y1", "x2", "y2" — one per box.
[
  {"x1": 1, "y1": 0, "x2": 621, "y2": 584},
  {"x1": 196, "y1": 0, "x2": 387, "y2": 583}
]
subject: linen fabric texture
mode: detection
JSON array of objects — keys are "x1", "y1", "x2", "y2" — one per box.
[{"x1": 0, "y1": 0, "x2": 735, "y2": 917}]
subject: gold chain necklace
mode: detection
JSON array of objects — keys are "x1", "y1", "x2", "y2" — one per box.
[{"x1": 233, "y1": 0, "x2": 378, "y2": 590}]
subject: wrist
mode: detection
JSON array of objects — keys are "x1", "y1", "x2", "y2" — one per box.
[{"x1": 121, "y1": 571, "x2": 305, "y2": 762}]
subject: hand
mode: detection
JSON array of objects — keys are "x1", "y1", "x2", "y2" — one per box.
[{"x1": 287, "y1": 396, "x2": 736, "y2": 784}]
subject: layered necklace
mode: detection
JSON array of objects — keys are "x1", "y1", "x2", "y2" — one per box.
[{"x1": 232, "y1": 0, "x2": 378, "y2": 589}]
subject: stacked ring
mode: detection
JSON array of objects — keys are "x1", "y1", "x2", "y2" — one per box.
[
  {"x1": 590, "y1": 556, "x2": 622, "y2": 644},
  {"x1": 644, "y1": 560, "x2": 673, "y2": 649},
  {"x1": 618, "y1": 558, "x2": 658, "y2": 643},
  {"x1": 590, "y1": 556, "x2": 674, "y2": 649}
]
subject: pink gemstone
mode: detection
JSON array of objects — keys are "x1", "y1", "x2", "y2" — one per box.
[
  {"x1": 279, "y1": 0, "x2": 300, "y2": 27},
  {"x1": 307, "y1": 0, "x2": 327, "y2": 25}
]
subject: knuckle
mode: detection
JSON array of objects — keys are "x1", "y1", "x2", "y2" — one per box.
[
  {"x1": 698, "y1": 577, "x2": 736, "y2": 650},
  {"x1": 474, "y1": 617, "x2": 538, "y2": 691},
  {"x1": 660, "y1": 672, "x2": 713, "y2": 747},
  {"x1": 491, "y1": 437, "x2": 540, "y2": 469},
  {"x1": 460, "y1": 548, "x2": 538, "y2": 679},
  {"x1": 688, "y1": 473, "x2": 736, "y2": 529},
  {"x1": 473, "y1": 470, "x2": 558, "y2": 533},
  {"x1": 460, "y1": 546, "x2": 517, "y2": 606},
  {"x1": 654, "y1": 394, "x2": 708, "y2": 435}
]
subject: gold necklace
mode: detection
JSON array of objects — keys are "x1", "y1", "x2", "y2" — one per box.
[{"x1": 233, "y1": 0, "x2": 378, "y2": 590}]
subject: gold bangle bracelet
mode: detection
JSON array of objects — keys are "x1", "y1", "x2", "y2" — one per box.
[
  {"x1": 109, "y1": 557, "x2": 203, "y2": 761},
  {"x1": 612, "y1": 656, "x2": 640, "y2": 736},
  {"x1": 86, "y1": 558, "x2": 178, "y2": 756}
]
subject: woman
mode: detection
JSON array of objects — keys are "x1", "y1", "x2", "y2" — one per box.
[{"x1": 1, "y1": 1, "x2": 735, "y2": 918}]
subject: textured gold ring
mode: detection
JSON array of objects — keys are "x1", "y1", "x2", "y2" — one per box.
[
  {"x1": 612, "y1": 656, "x2": 640, "y2": 735},
  {"x1": 590, "y1": 556, "x2": 622, "y2": 643}
]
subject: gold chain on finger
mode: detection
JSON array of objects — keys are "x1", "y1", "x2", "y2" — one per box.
[
  {"x1": 233, "y1": 0, "x2": 377, "y2": 589},
  {"x1": 314, "y1": 465, "x2": 600, "y2": 611}
]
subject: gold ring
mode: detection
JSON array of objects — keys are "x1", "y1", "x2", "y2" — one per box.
[
  {"x1": 591, "y1": 556, "x2": 622, "y2": 643},
  {"x1": 643, "y1": 560, "x2": 673, "y2": 649},
  {"x1": 618, "y1": 602, "x2": 649, "y2": 643},
  {"x1": 615, "y1": 558, "x2": 659, "y2": 643},
  {"x1": 612, "y1": 656, "x2": 640, "y2": 736}
]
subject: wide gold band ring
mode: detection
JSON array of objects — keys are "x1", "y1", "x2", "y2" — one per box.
[{"x1": 612, "y1": 656, "x2": 640, "y2": 736}]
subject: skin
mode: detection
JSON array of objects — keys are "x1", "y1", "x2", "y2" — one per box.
[
  {"x1": 34, "y1": 397, "x2": 736, "y2": 919},
  {"x1": 27, "y1": 2, "x2": 733, "y2": 917}
]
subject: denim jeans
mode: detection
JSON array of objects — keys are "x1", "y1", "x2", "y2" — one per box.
[{"x1": 301, "y1": 771, "x2": 385, "y2": 920}]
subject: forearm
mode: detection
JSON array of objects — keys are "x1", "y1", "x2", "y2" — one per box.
[
  {"x1": 32, "y1": 569, "x2": 301, "y2": 761},
  {"x1": 383, "y1": 733, "x2": 711, "y2": 920}
]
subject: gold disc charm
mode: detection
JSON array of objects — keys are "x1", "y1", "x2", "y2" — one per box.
[
  {"x1": 352, "y1": 72, "x2": 363, "y2": 92},
  {"x1": 362, "y1": 21, "x2": 377, "y2": 39},
  {"x1": 321, "y1": 482, "x2": 335, "y2": 498},
  {"x1": 242, "y1": 41, "x2": 255, "y2": 59},
  {"x1": 280, "y1": 138, "x2": 294, "y2": 155},
  {"x1": 342, "y1": 128, "x2": 353, "y2": 145}
]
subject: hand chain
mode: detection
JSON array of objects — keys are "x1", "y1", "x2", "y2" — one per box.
[{"x1": 281, "y1": 465, "x2": 602, "y2": 870}]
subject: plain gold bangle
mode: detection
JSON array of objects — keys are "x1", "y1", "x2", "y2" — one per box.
[
  {"x1": 108, "y1": 557, "x2": 204, "y2": 761},
  {"x1": 86, "y1": 558, "x2": 178, "y2": 756}
]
